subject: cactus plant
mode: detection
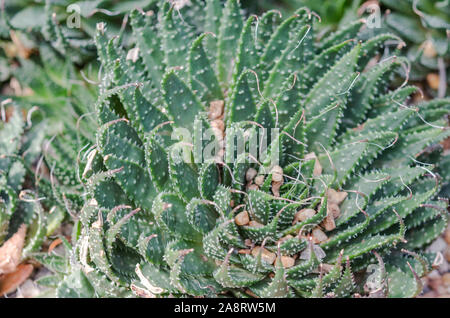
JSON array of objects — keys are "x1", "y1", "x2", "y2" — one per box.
[{"x1": 32, "y1": 0, "x2": 450, "y2": 298}]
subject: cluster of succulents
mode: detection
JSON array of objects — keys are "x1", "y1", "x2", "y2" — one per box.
[
  {"x1": 26, "y1": 0, "x2": 450, "y2": 298},
  {"x1": 249, "y1": 0, "x2": 449, "y2": 97},
  {"x1": 0, "y1": 0, "x2": 449, "y2": 298},
  {"x1": 0, "y1": 16, "x2": 100, "y2": 295},
  {"x1": 379, "y1": 0, "x2": 449, "y2": 97},
  {"x1": 0, "y1": 103, "x2": 61, "y2": 295},
  {"x1": 0, "y1": 0, "x2": 160, "y2": 66}
]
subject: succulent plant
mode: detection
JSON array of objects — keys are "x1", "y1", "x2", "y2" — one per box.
[
  {"x1": 33, "y1": 0, "x2": 450, "y2": 298},
  {"x1": 244, "y1": 0, "x2": 361, "y2": 27},
  {"x1": 378, "y1": 0, "x2": 449, "y2": 97},
  {"x1": 1, "y1": 29, "x2": 100, "y2": 209},
  {"x1": 0, "y1": 29, "x2": 99, "y2": 295},
  {"x1": 0, "y1": 106, "x2": 64, "y2": 278},
  {"x1": 0, "y1": 0, "x2": 161, "y2": 67},
  {"x1": 248, "y1": 0, "x2": 450, "y2": 97}
]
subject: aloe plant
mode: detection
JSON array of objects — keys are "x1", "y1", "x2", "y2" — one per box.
[
  {"x1": 0, "y1": 106, "x2": 66, "y2": 266},
  {"x1": 379, "y1": 0, "x2": 449, "y2": 97},
  {"x1": 1, "y1": 30, "x2": 100, "y2": 208},
  {"x1": 0, "y1": 22, "x2": 99, "y2": 294},
  {"x1": 248, "y1": 0, "x2": 449, "y2": 97},
  {"x1": 244, "y1": 0, "x2": 361, "y2": 27},
  {"x1": 30, "y1": 0, "x2": 450, "y2": 298},
  {"x1": 0, "y1": 0, "x2": 161, "y2": 66}
]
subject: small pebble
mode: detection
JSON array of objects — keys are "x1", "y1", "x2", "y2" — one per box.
[
  {"x1": 321, "y1": 213, "x2": 336, "y2": 232},
  {"x1": 312, "y1": 227, "x2": 328, "y2": 243},
  {"x1": 248, "y1": 220, "x2": 264, "y2": 228},
  {"x1": 276, "y1": 256, "x2": 295, "y2": 268},
  {"x1": 234, "y1": 211, "x2": 250, "y2": 226},
  {"x1": 251, "y1": 247, "x2": 276, "y2": 264},
  {"x1": 327, "y1": 189, "x2": 348, "y2": 205},
  {"x1": 271, "y1": 165, "x2": 283, "y2": 182},
  {"x1": 278, "y1": 235, "x2": 294, "y2": 243},
  {"x1": 254, "y1": 175, "x2": 265, "y2": 186},
  {"x1": 444, "y1": 227, "x2": 450, "y2": 245},
  {"x1": 271, "y1": 181, "x2": 282, "y2": 197},
  {"x1": 442, "y1": 273, "x2": 450, "y2": 286},
  {"x1": 445, "y1": 246, "x2": 450, "y2": 263},
  {"x1": 244, "y1": 240, "x2": 253, "y2": 248},
  {"x1": 245, "y1": 168, "x2": 257, "y2": 182},
  {"x1": 423, "y1": 40, "x2": 437, "y2": 58},
  {"x1": 426, "y1": 73, "x2": 440, "y2": 91},
  {"x1": 293, "y1": 209, "x2": 316, "y2": 224},
  {"x1": 208, "y1": 100, "x2": 224, "y2": 120},
  {"x1": 327, "y1": 203, "x2": 341, "y2": 219}
]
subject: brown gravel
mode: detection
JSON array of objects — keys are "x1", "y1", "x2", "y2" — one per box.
[{"x1": 420, "y1": 224, "x2": 450, "y2": 298}]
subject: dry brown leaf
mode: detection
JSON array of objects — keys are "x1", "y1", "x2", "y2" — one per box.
[
  {"x1": 245, "y1": 289, "x2": 258, "y2": 298},
  {"x1": 9, "y1": 30, "x2": 33, "y2": 59},
  {"x1": 0, "y1": 224, "x2": 27, "y2": 275},
  {"x1": 47, "y1": 238, "x2": 63, "y2": 255},
  {"x1": 130, "y1": 284, "x2": 154, "y2": 298},
  {"x1": 0, "y1": 263, "x2": 33, "y2": 296}
]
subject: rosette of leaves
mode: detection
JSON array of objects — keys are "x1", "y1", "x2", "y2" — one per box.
[{"x1": 48, "y1": 0, "x2": 450, "y2": 298}]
